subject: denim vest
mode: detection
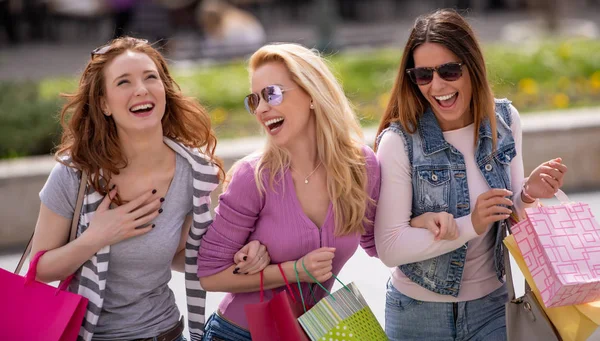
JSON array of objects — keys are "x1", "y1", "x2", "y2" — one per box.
[{"x1": 377, "y1": 99, "x2": 516, "y2": 297}]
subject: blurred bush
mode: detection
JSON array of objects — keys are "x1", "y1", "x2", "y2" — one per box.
[
  {"x1": 1, "y1": 39, "x2": 599, "y2": 159},
  {"x1": 0, "y1": 82, "x2": 63, "y2": 159}
]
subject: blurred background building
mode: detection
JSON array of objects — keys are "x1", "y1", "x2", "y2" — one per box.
[{"x1": 1, "y1": 0, "x2": 599, "y2": 61}]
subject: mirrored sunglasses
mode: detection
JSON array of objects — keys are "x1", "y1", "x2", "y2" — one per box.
[{"x1": 244, "y1": 84, "x2": 295, "y2": 115}]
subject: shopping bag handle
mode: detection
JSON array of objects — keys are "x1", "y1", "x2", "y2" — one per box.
[
  {"x1": 259, "y1": 270, "x2": 264, "y2": 302},
  {"x1": 257, "y1": 264, "x2": 301, "y2": 303},
  {"x1": 24, "y1": 250, "x2": 47, "y2": 284},
  {"x1": 554, "y1": 189, "x2": 570, "y2": 203},
  {"x1": 25, "y1": 250, "x2": 75, "y2": 295},
  {"x1": 300, "y1": 258, "x2": 350, "y2": 297},
  {"x1": 277, "y1": 263, "x2": 299, "y2": 303},
  {"x1": 522, "y1": 178, "x2": 570, "y2": 206},
  {"x1": 294, "y1": 260, "x2": 309, "y2": 313},
  {"x1": 293, "y1": 258, "x2": 351, "y2": 312},
  {"x1": 510, "y1": 188, "x2": 571, "y2": 224}
]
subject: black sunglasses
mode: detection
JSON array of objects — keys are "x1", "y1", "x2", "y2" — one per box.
[
  {"x1": 244, "y1": 84, "x2": 295, "y2": 115},
  {"x1": 90, "y1": 38, "x2": 149, "y2": 59},
  {"x1": 406, "y1": 62, "x2": 464, "y2": 85}
]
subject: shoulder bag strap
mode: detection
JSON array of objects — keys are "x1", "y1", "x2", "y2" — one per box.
[
  {"x1": 14, "y1": 170, "x2": 88, "y2": 274},
  {"x1": 504, "y1": 219, "x2": 531, "y2": 302}
]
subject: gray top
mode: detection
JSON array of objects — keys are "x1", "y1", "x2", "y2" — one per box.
[{"x1": 40, "y1": 154, "x2": 193, "y2": 340}]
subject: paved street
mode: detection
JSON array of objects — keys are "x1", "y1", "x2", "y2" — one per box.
[{"x1": 2, "y1": 190, "x2": 600, "y2": 339}]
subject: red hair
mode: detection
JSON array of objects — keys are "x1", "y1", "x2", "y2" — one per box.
[{"x1": 56, "y1": 37, "x2": 224, "y2": 196}]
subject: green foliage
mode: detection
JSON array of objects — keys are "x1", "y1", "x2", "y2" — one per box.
[
  {"x1": 2, "y1": 39, "x2": 600, "y2": 158},
  {"x1": 0, "y1": 82, "x2": 63, "y2": 158}
]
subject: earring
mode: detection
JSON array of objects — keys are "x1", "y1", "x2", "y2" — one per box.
[{"x1": 310, "y1": 103, "x2": 315, "y2": 109}]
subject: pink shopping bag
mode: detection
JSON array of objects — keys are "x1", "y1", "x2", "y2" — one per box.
[
  {"x1": 0, "y1": 250, "x2": 88, "y2": 340},
  {"x1": 512, "y1": 190, "x2": 600, "y2": 308}
]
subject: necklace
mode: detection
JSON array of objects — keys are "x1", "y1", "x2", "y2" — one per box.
[{"x1": 291, "y1": 161, "x2": 322, "y2": 184}]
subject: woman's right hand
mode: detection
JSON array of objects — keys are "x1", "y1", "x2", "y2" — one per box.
[
  {"x1": 296, "y1": 247, "x2": 336, "y2": 283},
  {"x1": 85, "y1": 187, "x2": 163, "y2": 247},
  {"x1": 471, "y1": 188, "x2": 513, "y2": 235},
  {"x1": 410, "y1": 212, "x2": 458, "y2": 241}
]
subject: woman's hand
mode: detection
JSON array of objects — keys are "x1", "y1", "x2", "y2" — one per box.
[
  {"x1": 410, "y1": 212, "x2": 458, "y2": 241},
  {"x1": 523, "y1": 158, "x2": 568, "y2": 202},
  {"x1": 232, "y1": 240, "x2": 270, "y2": 275},
  {"x1": 85, "y1": 187, "x2": 162, "y2": 247},
  {"x1": 296, "y1": 247, "x2": 336, "y2": 283},
  {"x1": 471, "y1": 189, "x2": 513, "y2": 235}
]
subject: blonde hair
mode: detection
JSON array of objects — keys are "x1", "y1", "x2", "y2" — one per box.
[{"x1": 231, "y1": 43, "x2": 371, "y2": 236}]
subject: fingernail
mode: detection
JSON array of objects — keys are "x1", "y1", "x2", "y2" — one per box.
[
  {"x1": 243, "y1": 256, "x2": 247, "y2": 261},
  {"x1": 152, "y1": 189, "x2": 157, "y2": 194},
  {"x1": 158, "y1": 208, "x2": 163, "y2": 214},
  {"x1": 160, "y1": 197, "x2": 165, "y2": 203},
  {"x1": 152, "y1": 224, "x2": 155, "y2": 228}
]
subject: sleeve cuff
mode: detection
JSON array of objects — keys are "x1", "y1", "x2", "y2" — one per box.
[
  {"x1": 455, "y1": 214, "x2": 480, "y2": 239},
  {"x1": 514, "y1": 189, "x2": 538, "y2": 221}
]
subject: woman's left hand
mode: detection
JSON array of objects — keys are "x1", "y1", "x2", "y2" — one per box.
[
  {"x1": 524, "y1": 157, "x2": 568, "y2": 200},
  {"x1": 232, "y1": 240, "x2": 270, "y2": 275}
]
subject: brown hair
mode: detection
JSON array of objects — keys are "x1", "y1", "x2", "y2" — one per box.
[
  {"x1": 56, "y1": 37, "x2": 224, "y2": 195},
  {"x1": 375, "y1": 9, "x2": 496, "y2": 149}
]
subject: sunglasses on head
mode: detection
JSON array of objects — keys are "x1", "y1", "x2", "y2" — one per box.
[
  {"x1": 406, "y1": 62, "x2": 464, "y2": 86},
  {"x1": 244, "y1": 84, "x2": 295, "y2": 115},
  {"x1": 90, "y1": 38, "x2": 149, "y2": 59}
]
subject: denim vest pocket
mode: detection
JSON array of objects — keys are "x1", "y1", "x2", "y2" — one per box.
[{"x1": 416, "y1": 167, "x2": 450, "y2": 211}]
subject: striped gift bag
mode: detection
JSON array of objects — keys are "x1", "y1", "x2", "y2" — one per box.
[{"x1": 294, "y1": 262, "x2": 388, "y2": 341}]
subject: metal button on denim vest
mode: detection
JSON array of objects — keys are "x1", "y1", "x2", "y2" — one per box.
[{"x1": 377, "y1": 99, "x2": 516, "y2": 296}]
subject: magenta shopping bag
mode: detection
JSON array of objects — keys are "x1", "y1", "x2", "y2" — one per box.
[
  {"x1": 244, "y1": 264, "x2": 310, "y2": 341},
  {"x1": 0, "y1": 250, "x2": 88, "y2": 340},
  {"x1": 512, "y1": 190, "x2": 600, "y2": 308}
]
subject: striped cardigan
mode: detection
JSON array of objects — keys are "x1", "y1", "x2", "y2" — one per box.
[{"x1": 69, "y1": 138, "x2": 219, "y2": 341}]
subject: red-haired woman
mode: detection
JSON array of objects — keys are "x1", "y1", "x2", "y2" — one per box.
[{"x1": 30, "y1": 37, "x2": 269, "y2": 341}]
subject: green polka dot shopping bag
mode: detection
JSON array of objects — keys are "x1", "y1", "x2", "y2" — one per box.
[{"x1": 294, "y1": 260, "x2": 389, "y2": 341}]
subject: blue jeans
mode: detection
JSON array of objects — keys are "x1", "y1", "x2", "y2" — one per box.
[
  {"x1": 201, "y1": 313, "x2": 252, "y2": 341},
  {"x1": 385, "y1": 280, "x2": 508, "y2": 341}
]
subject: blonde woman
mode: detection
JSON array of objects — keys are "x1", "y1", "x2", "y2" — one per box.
[{"x1": 197, "y1": 43, "x2": 381, "y2": 340}]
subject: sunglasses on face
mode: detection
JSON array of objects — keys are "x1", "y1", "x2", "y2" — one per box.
[
  {"x1": 406, "y1": 62, "x2": 464, "y2": 86},
  {"x1": 244, "y1": 84, "x2": 295, "y2": 115},
  {"x1": 90, "y1": 38, "x2": 149, "y2": 59}
]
